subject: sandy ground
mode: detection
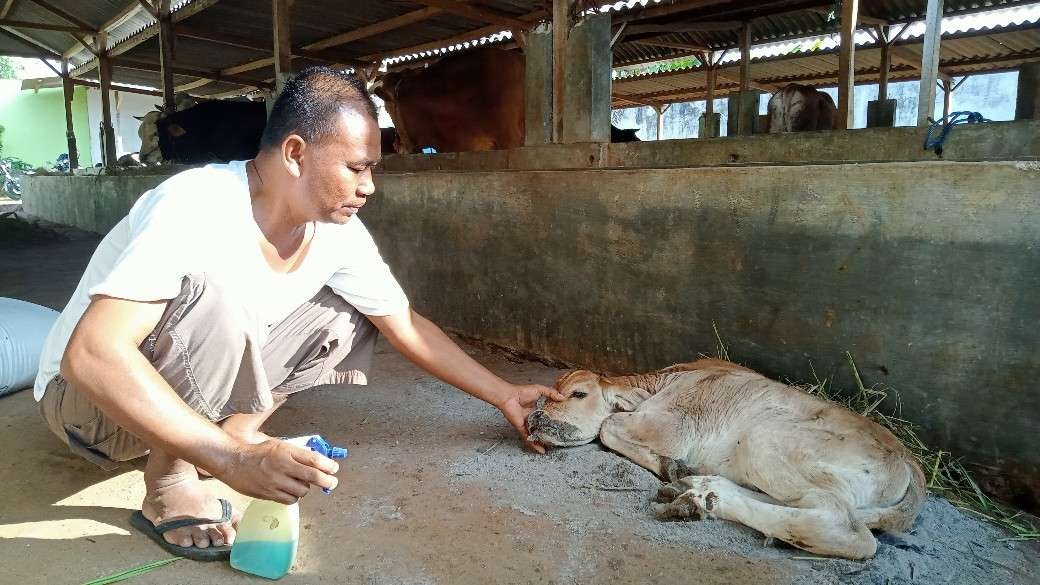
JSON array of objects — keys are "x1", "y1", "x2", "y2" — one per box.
[{"x1": 2, "y1": 225, "x2": 1038, "y2": 584}]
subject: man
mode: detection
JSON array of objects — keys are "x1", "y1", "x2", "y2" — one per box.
[{"x1": 34, "y1": 67, "x2": 562, "y2": 560}]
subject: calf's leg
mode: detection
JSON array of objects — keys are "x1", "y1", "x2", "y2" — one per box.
[
  {"x1": 655, "y1": 476, "x2": 878, "y2": 559},
  {"x1": 599, "y1": 412, "x2": 689, "y2": 479}
]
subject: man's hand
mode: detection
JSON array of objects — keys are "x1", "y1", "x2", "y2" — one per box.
[
  {"x1": 216, "y1": 440, "x2": 340, "y2": 504},
  {"x1": 495, "y1": 384, "x2": 565, "y2": 454}
]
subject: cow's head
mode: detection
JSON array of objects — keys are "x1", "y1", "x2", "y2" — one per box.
[{"x1": 527, "y1": 370, "x2": 651, "y2": 447}]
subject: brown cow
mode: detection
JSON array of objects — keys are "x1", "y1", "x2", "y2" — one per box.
[
  {"x1": 766, "y1": 84, "x2": 838, "y2": 133},
  {"x1": 374, "y1": 48, "x2": 525, "y2": 154}
]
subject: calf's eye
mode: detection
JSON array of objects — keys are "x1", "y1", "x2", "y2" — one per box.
[{"x1": 571, "y1": 391, "x2": 587, "y2": 399}]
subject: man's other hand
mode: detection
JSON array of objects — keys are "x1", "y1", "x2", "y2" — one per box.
[{"x1": 217, "y1": 439, "x2": 340, "y2": 504}]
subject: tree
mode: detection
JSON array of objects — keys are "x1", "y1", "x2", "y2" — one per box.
[{"x1": 0, "y1": 56, "x2": 17, "y2": 79}]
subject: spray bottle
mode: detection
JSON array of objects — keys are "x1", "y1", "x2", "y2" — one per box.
[{"x1": 230, "y1": 435, "x2": 347, "y2": 579}]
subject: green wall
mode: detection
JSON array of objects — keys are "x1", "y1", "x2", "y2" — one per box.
[{"x1": 0, "y1": 80, "x2": 92, "y2": 168}]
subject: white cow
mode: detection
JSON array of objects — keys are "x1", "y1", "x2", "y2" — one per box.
[{"x1": 527, "y1": 359, "x2": 926, "y2": 559}]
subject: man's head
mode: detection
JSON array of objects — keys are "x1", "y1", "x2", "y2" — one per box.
[{"x1": 258, "y1": 66, "x2": 381, "y2": 224}]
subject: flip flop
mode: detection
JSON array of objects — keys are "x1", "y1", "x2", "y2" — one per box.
[{"x1": 129, "y1": 498, "x2": 234, "y2": 561}]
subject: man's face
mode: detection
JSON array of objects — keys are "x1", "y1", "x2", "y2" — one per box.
[{"x1": 298, "y1": 109, "x2": 381, "y2": 224}]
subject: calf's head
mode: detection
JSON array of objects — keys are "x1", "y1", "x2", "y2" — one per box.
[{"x1": 527, "y1": 370, "x2": 651, "y2": 447}]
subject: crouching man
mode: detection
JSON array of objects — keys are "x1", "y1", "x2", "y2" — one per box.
[{"x1": 34, "y1": 67, "x2": 561, "y2": 560}]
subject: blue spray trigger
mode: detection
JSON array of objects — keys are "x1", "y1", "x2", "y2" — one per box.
[{"x1": 304, "y1": 435, "x2": 348, "y2": 494}]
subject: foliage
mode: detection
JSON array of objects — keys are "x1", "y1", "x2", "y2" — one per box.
[{"x1": 0, "y1": 56, "x2": 17, "y2": 80}]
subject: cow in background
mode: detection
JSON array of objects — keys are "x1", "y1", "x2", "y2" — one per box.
[
  {"x1": 375, "y1": 48, "x2": 643, "y2": 154},
  {"x1": 375, "y1": 48, "x2": 525, "y2": 154},
  {"x1": 766, "y1": 84, "x2": 838, "y2": 133}
]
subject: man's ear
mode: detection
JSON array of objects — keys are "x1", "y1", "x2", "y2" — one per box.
[
  {"x1": 606, "y1": 387, "x2": 651, "y2": 412},
  {"x1": 282, "y1": 134, "x2": 306, "y2": 178}
]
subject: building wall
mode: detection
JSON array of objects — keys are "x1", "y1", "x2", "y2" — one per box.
[
  {"x1": 0, "y1": 80, "x2": 92, "y2": 167},
  {"x1": 85, "y1": 89, "x2": 163, "y2": 163}
]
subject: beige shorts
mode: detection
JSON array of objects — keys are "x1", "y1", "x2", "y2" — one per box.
[{"x1": 39, "y1": 273, "x2": 378, "y2": 470}]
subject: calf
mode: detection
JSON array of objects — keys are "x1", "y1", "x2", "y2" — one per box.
[{"x1": 527, "y1": 359, "x2": 926, "y2": 559}]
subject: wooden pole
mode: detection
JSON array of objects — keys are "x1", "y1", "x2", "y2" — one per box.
[
  {"x1": 551, "y1": 0, "x2": 569, "y2": 143},
  {"x1": 917, "y1": 0, "x2": 944, "y2": 125},
  {"x1": 706, "y1": 60, "x2": 716, "y2": 117},
  {"x1": 60, "y1": 58, "x2": 78, "y2": 169},
  {"x1": 158, "y1": 0, "x2": 175, "y2": 111},
  {"x1": 878, "y1": 26, "x2": 891, "y2": 102},
  {"x1": 97, "y1": 31, "x2": 117, "y2": 166},
  {"x1": 942, "y1": 78, "x2": 952, "y2": 118},
  {"x1": 837, "y1": 0, "x2": 858, "y2": 129},
  {"x1": 272, "y1": 0, "x2": 292, "y2": 96},
  {"x1": 738, "y1": 22, "x2": 751, "y2": 92}
]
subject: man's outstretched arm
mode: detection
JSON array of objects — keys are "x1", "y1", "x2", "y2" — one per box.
[{"x1": 368, "y1": 308, "x2": 564, "y2": 452}]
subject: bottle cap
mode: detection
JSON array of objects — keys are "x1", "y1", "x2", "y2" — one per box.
[{"x1": 304, "y1": 435, "x2": 348, "y2": 494}]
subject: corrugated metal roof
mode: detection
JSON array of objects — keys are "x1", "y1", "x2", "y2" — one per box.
[
  {"x1": 613, "y1": 13, "x2": 1040, "y2": 107},
  {"x1": 0, "y1": 0, "x2": 1037, "y2": 101}
]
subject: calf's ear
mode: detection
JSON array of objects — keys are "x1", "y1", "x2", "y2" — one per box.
[{"x1": 609, "y1": 387, "x2": 651, "y2": 412}]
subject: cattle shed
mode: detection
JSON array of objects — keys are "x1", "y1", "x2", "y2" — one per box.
[{"x1": 3, "y1": 1, "x2": 1040, "y2": 583}]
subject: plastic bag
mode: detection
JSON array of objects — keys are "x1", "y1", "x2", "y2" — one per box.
[{"x1": 0, "y1": 297, "x2": 59, "y2": 396}]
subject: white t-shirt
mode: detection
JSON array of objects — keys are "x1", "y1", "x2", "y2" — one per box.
[{"x1": 33, "y1": 160, "x2": 409, "y2": 401}]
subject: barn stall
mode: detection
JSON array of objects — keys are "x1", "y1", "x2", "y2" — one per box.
[{"x1": 2, "y1": 0, "x2": 1040, "y2": 583}]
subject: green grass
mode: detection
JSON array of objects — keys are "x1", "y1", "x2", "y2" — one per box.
[{"x1": 81, "y1": 557, "x2": 182, "y2": 585}]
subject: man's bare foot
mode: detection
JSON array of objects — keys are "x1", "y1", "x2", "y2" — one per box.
[{"x1": 143, "y1": 450, "x2": 241, "y2": 548}]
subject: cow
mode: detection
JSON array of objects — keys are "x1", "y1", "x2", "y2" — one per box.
[
  {"x1": 766, "y1": 84, "x2": 838, "y2": 133},
  {"x1": 610, "y1": 126, "x2": 641, "y2": 142},
  {"x1": 375, "y1": 48, "x2": 644, "y2": 153},
  {"x1": 375, "y1": 48, "x2": 525, "y2": 154},
  {"x1": 527, "y1": 358, "x2": 926, "y2": 559}
]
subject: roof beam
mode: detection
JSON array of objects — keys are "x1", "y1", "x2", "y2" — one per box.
[
  {"x1": 630, "y1": 39, "x2": 711, "y2": 53},
  {"x1": 305, "y1": 7, "x2": 441, "y2": 52},
  {"x1": 0, "y1": 24, "x2": 60, "y2": 57},
  {"x1": 111, "y1": 55, "x2": 273, "y2": 90},
  {"x1": 0, "y1": 18, "x2": 91, "y2": 33},
  {"x1": 136, "y1": 0, "x2": 159, "y2": 20},
  {"x1": 0, "y1": 0, "x2": 15, "y2": 19},
  {"x1": 26, "y1": 0, "x2": 96, "y2": 32},
  {"x1": 361, "y1": 8, "x2": 546, "y2": 62},
  {"x1": 410, "y1": 0, "x2": 527, "y2": 29},
  {"x1": 64, "y1": 0, "x2": 142, "y2": 59}
]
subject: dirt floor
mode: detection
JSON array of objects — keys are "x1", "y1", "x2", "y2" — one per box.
[{"x1": 1, "y1": 220, "x2": 1038, "y2": 584}]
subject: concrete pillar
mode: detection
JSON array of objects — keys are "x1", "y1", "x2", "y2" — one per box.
[
  {"x1": 561, "y1": 12, "x2": 611, "y2": 143},
  {"x1": 866, "y1": 99, "x2": 896, "y2": 127},
  {"x1": 1015, "y1": 62, "x2": 1040, "y2": 120},
  {"x1": 524, "y1": 23, "x2": 553, "y2": 146},
  {"x1": 698, "y1": 112, "x2": 720, "y2": 138},
  {"x1": 727, "y1": 90, "x2": 762, "y2": 136}
]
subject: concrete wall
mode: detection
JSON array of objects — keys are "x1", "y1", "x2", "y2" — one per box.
[
  {"x1": 364, "y1": 160, "x2": 1040, "y2": 503},
  {"x1": 22, "y1": 170, "x2": 170, "y2": 234},
  {"x1": 380, "y1": 120, "x2": 1040, "y2": 173}
]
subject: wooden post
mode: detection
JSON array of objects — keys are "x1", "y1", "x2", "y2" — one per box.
[
  {"x1": 158, "y1": 0, "x2": 175, "y2": 112},
  {"x1": 942, "y1": 78, "x2": 952, "y2": 119},
  {"x1": 551, "y1": 0, "x2": 569, "y2": 142},
  {"x1": 837, "y1": 0, "x2": 858, "y2": 129},
  {"x1": 97, "y1": 31, "x2": 117, "y2": 166},
  {"x1": 877, "y1": 25, "x2": 891, "y2": 102},
  {"x1": 917, "y1": 0, "x2": 944, "y2": 125},
  {"x1": 272, "y1": 0, "x2": 292, "y2": 96},
  {"x1": 739, "y1": 22, "x2": 751, "y2": 91},
  {"x1": 654, "y1": 103, "x2": 671, "y2": 140},
  {"x1": 60, "y1": 58, "x2": 78, "y2": 169},
  {"x1": 706, "y1": 56, "x2": 716, "y2": 117}
]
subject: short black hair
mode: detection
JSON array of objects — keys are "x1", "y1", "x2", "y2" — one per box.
[{"x1": 259, "y1": 66, "x2": 377, "y2": 151}]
